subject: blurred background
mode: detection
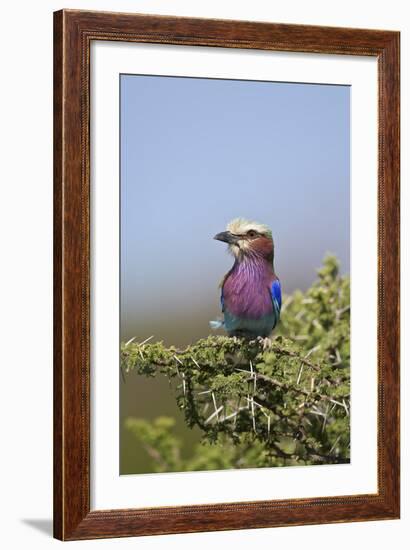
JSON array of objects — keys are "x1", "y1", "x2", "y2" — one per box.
[{"x1": 120, "y1": 74, "x2": 350, "y2": 474}]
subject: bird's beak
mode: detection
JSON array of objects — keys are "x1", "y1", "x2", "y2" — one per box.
[{"x1": 213, "y1": 231, "x2": 239, "y2": 244}]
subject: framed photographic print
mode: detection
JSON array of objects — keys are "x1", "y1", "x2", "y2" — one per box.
[{"x1": 53, "y1": 9, "x2": 400, "y2": 540}]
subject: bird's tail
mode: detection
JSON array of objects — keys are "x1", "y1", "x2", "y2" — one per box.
[{"x1": 209, "y1": 319, "x2": 224, "y2": 330}]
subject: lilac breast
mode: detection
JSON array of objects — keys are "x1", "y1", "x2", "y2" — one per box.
[{"x1": 222, "y1": 259, "x2": 275, "y2": 320}]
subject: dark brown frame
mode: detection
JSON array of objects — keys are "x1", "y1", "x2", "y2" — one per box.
[{"x1": 54, "y1": 9, "x2": 400, "y2": 541}]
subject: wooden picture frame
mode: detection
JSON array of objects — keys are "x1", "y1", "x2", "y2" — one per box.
[{"x1": 53, "y1": 9, "x2": 400, "y2": 540}]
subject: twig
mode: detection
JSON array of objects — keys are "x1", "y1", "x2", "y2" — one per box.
[
  {"x1": 237, "y1": 369, "x2": 348, "y2": 406},
  {"x1": 272, "y1": 346, "x2": 321, "y2": 371}
]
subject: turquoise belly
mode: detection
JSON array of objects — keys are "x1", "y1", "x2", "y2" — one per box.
[{"x1": 223, "y1": 309, "x2": 276, "y2": 337}]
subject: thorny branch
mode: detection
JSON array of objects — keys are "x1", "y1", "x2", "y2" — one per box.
[{"x1": 123, "y1": 256, "x2": 350, "y2": 470}]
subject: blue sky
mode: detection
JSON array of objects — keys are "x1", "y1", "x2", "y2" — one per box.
[{"x1": 120, "y1": 74, "x2": 350, "y2": 346}]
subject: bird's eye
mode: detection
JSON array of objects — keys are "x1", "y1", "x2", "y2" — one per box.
[{"x1": 247, "y1": 230, "x2": 257, "y2": 238}]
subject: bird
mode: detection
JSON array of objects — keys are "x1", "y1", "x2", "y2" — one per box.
[{"x1": 210, "y1": 218, "x2": 281, "y2": 340}]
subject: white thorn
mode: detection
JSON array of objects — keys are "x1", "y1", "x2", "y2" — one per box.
[
  {"x1": 296, "y1": 364, "x2": 304, "y2": 385},
  {"x1": 329, "y1": 398, "x2": 344, "y2": 408},
  {"x1": 211, "y1": 392, "x2": 220, "y2": 421},
  {"x1": 173, "y1": 355, "x2": 182, "y2": 375},
  {"x1": 223, "y1": 406, "x2": 247, "y2": 421},
  {"x1": 329, "y1": 434, "x2": 342, "y2": 454},
  {"x1": 251, "y1": 398, "x2": 256, "y2": 432},
  {"x1": 342, "y1": 399, "x2": 350, "y2": 416},
  {"x1": 140, "y1": 335, "x2": 154, "y2": 346},
  {"x1": 205, "y1": 405, "x2": 223, "y2": 425},
  {"x1": 305, "y1": 345, "x2": 320, "y2": 359}
]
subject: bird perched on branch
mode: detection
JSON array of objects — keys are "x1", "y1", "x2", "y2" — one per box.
[{"x1": 210, "y1": 218, "x2": 281, "y2": 340}]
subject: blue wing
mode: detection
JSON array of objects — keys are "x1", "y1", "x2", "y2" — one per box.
[
  {"x1": 220, "y1": 287, "x2": 224, "y2": 312},
  {"x1": 270, "y1": 279, "x2": 282, "y2": 325}
]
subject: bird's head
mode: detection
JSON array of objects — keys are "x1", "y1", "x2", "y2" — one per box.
[{"x1": 214, "y1": 218, "x2": 274, "y2": 262}]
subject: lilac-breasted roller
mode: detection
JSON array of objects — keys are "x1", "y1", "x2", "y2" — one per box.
[{"x1": 210, "y1": 218, "x2": 281, "y2": 338}]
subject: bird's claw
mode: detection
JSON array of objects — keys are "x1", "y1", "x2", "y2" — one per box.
[{"x1": 256, "y1": 336, "x2": 273, "y2": 350}]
